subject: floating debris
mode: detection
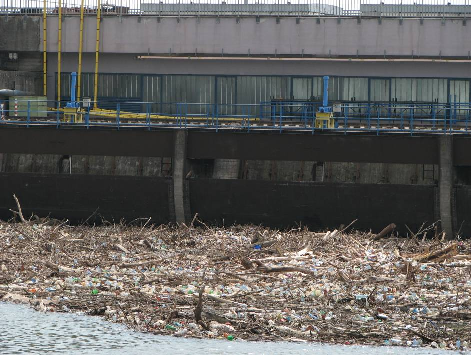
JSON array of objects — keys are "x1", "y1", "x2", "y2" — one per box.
[{"x1": 0, "y1": 219, "x2": 470, "y2": 350}]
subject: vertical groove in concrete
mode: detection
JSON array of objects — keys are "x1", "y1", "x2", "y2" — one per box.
[
  {"x1": 173, "y1": 130, "x2": 189, "y2": 224},
  {"x1": 439, "y1": 135, "x2": 454, "y2": 238}
]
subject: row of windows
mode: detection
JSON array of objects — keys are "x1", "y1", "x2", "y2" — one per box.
[{"x1": 58, "y1": 73, "x2": 471, "y2": 114}]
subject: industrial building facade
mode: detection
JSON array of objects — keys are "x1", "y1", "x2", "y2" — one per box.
[
  {"x1": 57, "y1": 72, "x2": 470, "y2": 110},
  {"x1": 2, "y1": 2, "x2": 471, "y2": 235}
]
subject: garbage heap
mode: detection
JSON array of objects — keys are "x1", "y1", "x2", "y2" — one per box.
[{"x1": 0, "y1": 220, "x2": 470, "y2": 350}]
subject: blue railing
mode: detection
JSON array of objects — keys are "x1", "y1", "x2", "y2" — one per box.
[{"x1": 1, "y1": 99, "x2": 471, "y2": 135}]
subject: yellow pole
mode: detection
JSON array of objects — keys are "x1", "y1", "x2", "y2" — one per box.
[
  {"x1": 57, "y1": 0, "x2": 62, "y2": 103},
  {"x1": 93, "y1": 0, "x2": 101, "y2": 109},
  {"x1": 42, "y1": 0, "x2": 47, "y2": 96},
  {"x1": 77, "y1": 0, "x2": 85, "y2": 103}
]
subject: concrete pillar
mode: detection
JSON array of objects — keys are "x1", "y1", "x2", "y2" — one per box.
[
  {"x1": 439, "y1": 135, "x2": 454, "y2": 239},
  {"x1": 173, "y1": 130, "x2": 191, "y2": 224}
]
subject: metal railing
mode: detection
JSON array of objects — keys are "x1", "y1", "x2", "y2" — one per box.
[
  {"x1": 1, "y1": 0, "x2": 469, "y2": 18},
  {"x1": 1, "y1": 99, "x2": 471, "y2": 135}
]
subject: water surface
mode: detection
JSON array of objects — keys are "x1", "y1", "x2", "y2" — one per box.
[{"x1": 0, "y1": 302, "x2": 459, "y2": 355}]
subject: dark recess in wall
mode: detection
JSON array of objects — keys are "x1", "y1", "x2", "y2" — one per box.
[
  {"x1": 0, "y1": 173, "x2": 171, "y2": 224},
  {"x1": 189, "y1": 179, "x2": 437, "y2": 234}
]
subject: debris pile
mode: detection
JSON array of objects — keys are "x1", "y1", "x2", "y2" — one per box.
[{"x1": 1, "y1": 219, "x2": 470, "y2": 350}]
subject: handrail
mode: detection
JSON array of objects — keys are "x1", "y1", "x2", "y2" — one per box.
[
  {"x1": 1, "y1": 99, "x2": 471, "y2": 135},
  {"x1": 1, "y1": 0, "x2": 470, "y2": 19}
]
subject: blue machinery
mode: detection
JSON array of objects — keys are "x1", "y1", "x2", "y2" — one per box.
[
  {"x1": 63, "y1": 72, "x2": 82, "y2": 122},
  {"x1": 315, "y1": 75, "x2": 335, "y2": 129}
]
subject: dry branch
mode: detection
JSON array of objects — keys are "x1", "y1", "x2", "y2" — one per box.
[
  {"x1": 372, "y1": 223, "x2": 396, "y2": 241},
  {"x1": 253, "y1": 260, "x2": 318, "y2": 277},
  {"x1": 12, "y1": 194, "x2": 26, "y2": 223}
]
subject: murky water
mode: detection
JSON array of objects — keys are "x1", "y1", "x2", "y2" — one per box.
[{"x1": 0, "y1": 302, "x2": 460, "y2": 355}]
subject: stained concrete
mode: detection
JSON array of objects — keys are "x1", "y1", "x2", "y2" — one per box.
[
  {"x1": 0, "y1": 71, "x2": 42, "y2": 94},
  {"x1": 213, "y1": 159, "x2": 240, "y2": 179},
  {"x1": 0, "y1": 129, "x2": 468, "y2": 235},
  {"x1": 0, "y1": 16, "x2": 40, "y2": 52}
]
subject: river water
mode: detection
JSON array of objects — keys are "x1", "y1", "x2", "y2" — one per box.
[{"x1": 0, "y1": 302, "x2": 459, "y2": 355}]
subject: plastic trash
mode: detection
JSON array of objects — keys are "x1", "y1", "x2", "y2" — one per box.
[{"x1": 390, "y1": 338, "x2": 402, "y2": 346}]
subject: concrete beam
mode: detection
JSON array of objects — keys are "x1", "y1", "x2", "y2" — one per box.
[
  {"x1": 0, "y1": 127, "x2": 174, "y2": 157},
  {"x1": 439, "y1": 135, "x2": 455, "y2": 239},
  {"x1": 187, "y1": 132, "x2": 439, "y2": 164},
  {"x1": 44, "y1": 17, "x2": 471, "y2": 59},
  {"x1": 172, "y1": 130, "x2": 191, "y2": 224}
]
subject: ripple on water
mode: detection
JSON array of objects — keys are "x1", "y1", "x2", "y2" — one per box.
[{"x1": 0, "y1": 302, "x2": 459, "y2": 355}]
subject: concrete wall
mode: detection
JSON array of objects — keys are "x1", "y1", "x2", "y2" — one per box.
[
  {"x1": 0, "y1": 153, "x2": 437, "y2": 185},
  {"x1": 44, "y1": 16, "x2": 471, "y2": 58},
  {"x1": 0, "y1": 173, "x2": 171, "y2": 224},
  {"x1": 0, "y1": 16, "x2": 40, "y2": 52},
  {"x1": 190, "y1": 179, "x2": 437, "y2": 233},
  {"x1": 2, "y1": 154, "x2": 167, "y2": 177},
  {"x1": 0, "y1": 71, "x2": 42, "y2": 93}
]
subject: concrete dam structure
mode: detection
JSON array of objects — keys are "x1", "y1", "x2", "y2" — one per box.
[{"x1": 2, "y1": 0, "x2": 471, "y2": 237}]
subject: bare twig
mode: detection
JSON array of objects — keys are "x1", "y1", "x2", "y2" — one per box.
[{"x1": 12, "y1": 194, "x2": 26, "y2": 223}]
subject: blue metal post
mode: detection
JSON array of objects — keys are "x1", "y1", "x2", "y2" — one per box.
[
  {"x1": 444, "y1": 100, "x2": 448, "y2": 132},
  {"x1": 86, "y1": 106, "x2": 90, "y2": 129},
  {"x1": 56, "y1": 101, "x2": 60, "y2": 128},
  {"x1": 279, "y1": 102, "x2": 283, "y2": 133},
  {"x1": 377, "y1": 106, "x2": 380, "y2": 135},
  {"x1": 322, "y1": 76, "x2": 329, "y2": 108},
  {"x1": 70, "y1": 72, "x2": 77, "y2": 104},
  {"x1": 116, "y1": 102, "x2": 120, "y2": 129},
  {"x1": 367, "y1": 103, "x2": 371, "y2": 130},
  {"x1": 215, "y1": 103, "x2": 219, "y2": 132},
  {"x1": 27, "y1": 101, "x2": 30, "y2": 127},
  {"x1": 247, "y1": 105, "x2": 251, "y2": 132},
  {"x1": 344, "y1": 105, "x2": 347, "y2": 135},
  {"x1": 185, "y1": 103, "x2": 188, "y2": 128}
]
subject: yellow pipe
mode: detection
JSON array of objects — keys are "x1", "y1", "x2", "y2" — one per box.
[
  {"x1": 57, "y1": 0, "x2": 62, "y2": 103},
  {"x1": 42, "y1": 0, "x2": 47, "y2": 96},
  {"x1": 77, "y1": 0, "x2": 85, "y2": 103},
  {"x1": 93, "y1": 0, "x2": 101, "y2": 109}
]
